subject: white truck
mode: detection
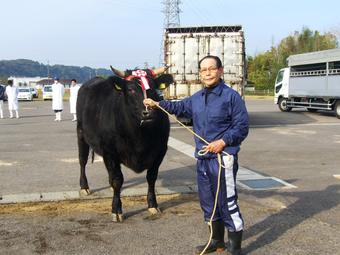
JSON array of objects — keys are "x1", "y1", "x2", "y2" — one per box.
[
  {"x1": 274, "y1": 48, "x2": 340, "y2": 119},
  {"x1": 163, "y1": 25, "x2": 246, "y2": 99}
]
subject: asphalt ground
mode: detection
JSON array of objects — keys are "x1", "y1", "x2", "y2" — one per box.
[{"x1": 0, "y1": 98, "x2": 340, "y2": 255}]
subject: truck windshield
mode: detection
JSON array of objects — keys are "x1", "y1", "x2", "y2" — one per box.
[{"x1": 276, "y1": 70, "x2": 284, "y2": 84}]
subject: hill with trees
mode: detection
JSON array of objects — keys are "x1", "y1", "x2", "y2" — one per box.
[
  {"x1": 0, "y1": 59, "x2": 112, "y2": 84},
  {"x1": 247, "y1": 27, "x2": 338, "y2": 91}
]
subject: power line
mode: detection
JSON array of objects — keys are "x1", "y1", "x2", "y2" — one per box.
[{"x1": 184, "y1": 0, "x2": 211, "y2": 24}]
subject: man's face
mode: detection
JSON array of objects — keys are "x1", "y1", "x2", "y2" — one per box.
[{"x1": 199, "y1": 58, "x2": 223, "y2": 88}]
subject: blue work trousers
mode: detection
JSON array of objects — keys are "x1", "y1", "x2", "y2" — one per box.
[{"x1": 197, "y1": 154, "x2": 244, "y2": 232}]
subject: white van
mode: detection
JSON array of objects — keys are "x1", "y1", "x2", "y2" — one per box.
[{"x1": 43, "y1": 85, "x2": 53, "y2": 100}]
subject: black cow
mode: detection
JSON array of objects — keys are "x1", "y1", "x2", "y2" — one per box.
[{"x1": 76, "y1": 67, "x2": 173, "y2": 222}]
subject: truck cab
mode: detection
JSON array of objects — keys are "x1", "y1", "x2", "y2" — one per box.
[{"x1": 274, "y1": 68, "x2": 290, "y2": 111}]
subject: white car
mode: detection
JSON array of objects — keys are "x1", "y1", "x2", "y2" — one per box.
[
  {"x1": 43, "y1": 85, "x2": 53, "y2": 100},
  {"x1": 18, "y1": 88, "x2": 33, "y2": 101}
]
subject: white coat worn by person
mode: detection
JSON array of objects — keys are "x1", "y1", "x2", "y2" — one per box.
[
  {"x1": 52, "y1": 77, "x2": 65, "y2": 121},
  {"x1": 0, "y1": 85, "x2": 6, "y2": 119},
  {"x1": 5, "y1": 80, "x2": 19, "y2": 119},
  {"x1": 69, "y1": 79, "x2": 80, "y2": 121}
]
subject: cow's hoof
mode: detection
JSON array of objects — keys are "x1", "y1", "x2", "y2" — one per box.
[
  {"x1": 79, "y1": 189, "x2": 91, "y2": 196},
  {"x1": 112, "y1": 213, "x2": 124, "y2": 222},
  {"x1": 148, "y1": 207, "x2": 162, "y2": 215}
]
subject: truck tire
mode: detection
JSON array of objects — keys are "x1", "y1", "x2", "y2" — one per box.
[
  {"x1": 278, "y1": 98, "x2": 292, "y2": 112},
  {"x1": 335, "y1": 101, "x2": 340, "y2": 119}
]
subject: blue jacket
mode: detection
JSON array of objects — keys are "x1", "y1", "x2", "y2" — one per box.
[
  {"x1": 0, "y1": 86, "x2": 5, "y2": 100},
  {"x1": 159, "y1": 80, "x2": 249, "y2": 158}
]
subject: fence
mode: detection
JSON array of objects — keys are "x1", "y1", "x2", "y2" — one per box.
[{"x1": 244, "y1": 89, "x2": 274, "y2": 96}]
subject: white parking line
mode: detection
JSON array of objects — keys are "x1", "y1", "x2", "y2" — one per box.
[
  {"x1": 250, "y1": 122, "x2": 340, "y2": 128},
  {"x1": 171, "y1": 122, "x2": 340, "y2": 130},
  {"x1": 168, "y1": 136, "x2": 296, "y2": 190},
  {"x1": 0, "y1": 160, "x2": 17, "y2": 166},
  {"x1": 61, "y1": 157, "x2": 103, "y2": 163}
]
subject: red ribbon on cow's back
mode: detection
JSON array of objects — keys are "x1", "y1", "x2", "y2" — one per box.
[{"x1": 132, "y1": 70, "x2": 150, "y2": 91}]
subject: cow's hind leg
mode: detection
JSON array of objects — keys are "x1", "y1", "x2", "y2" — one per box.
[
  {"x1": 77, "y1": 126, "x2": 90, "y2": 195},
  {"x1": 103, "y1": 153, "x2": 124, "y2": 222}
]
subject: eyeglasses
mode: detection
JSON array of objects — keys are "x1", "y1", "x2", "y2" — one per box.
[{"x1": 199, "y1": 67, "x2": 219, "y2": 74}]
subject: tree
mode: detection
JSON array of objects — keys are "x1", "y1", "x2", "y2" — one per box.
[
  {"x1": 0, "y1": 76, "x2": 8, "y2": 85},
  {"x1": 247, "y1": 27, "x2": 338, "y2": 91}
]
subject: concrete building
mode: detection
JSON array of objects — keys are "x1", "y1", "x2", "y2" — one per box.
[{"x1": 8, "y1": 76, "x2": 49, "y2": 89}]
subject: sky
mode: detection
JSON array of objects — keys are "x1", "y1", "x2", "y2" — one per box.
[{"x1": 1, "y1": 0, "x2": 340, "y2": 70}]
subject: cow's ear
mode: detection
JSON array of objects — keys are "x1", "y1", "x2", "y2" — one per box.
[
  {"x1": 109, "y1": 76, "x2": 126, "y2": 92},
  {"x1": 154, "y1": 74, "x2": 174, "y2": 90}
]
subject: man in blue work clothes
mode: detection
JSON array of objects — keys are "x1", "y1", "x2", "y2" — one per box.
[{"x1": 144, "y1": 55, "x2": 249, "y2": 255}]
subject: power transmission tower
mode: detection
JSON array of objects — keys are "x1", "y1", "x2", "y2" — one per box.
[
  {"x1": 162, "y1": 0, "x2": 181, "y2": 28},
  {"x1": 159, "y1": 0, "x2": 181, "y2": 65}
]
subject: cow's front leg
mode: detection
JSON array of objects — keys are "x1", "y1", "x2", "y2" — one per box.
[
  {"x1": 103, "y1": 154, "x2": 124, "y2": 222},
  {"x1": 146, "y1": 166, "x2": 161, "y2": 215}
]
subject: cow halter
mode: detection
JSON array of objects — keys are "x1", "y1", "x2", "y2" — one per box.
[
  {"x1": 131, "y1": 70, "x2": 150, "y2": 101},
  {"x1": 129, "y1": 69, "x2": 154, "y2": 115}
]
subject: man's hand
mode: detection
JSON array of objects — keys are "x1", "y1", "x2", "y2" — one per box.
[
  {"x1": 143, "y1": 98, "x2": 159, "y2": 109},
  {"x1": 204, "y1": 139, "x2": 226, "y2": 154}
]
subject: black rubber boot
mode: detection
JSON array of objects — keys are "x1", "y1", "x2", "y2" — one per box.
[
  {"x1": 227, "y1": 230, "x2": 243, "y2": 255},
  {"x1": 195, "y1": 220, "x2": 225, "y2": 254}
]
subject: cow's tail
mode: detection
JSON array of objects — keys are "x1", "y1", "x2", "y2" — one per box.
[{"x1": 90, "y1": 148, "x2": 95, "y2": 164}]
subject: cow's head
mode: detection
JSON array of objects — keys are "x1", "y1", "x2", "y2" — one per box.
[{"x1": 109, "y1": 66, "x2": 173, "y2": 127}]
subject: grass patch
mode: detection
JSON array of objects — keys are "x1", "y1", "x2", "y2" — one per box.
[{"x1": 245, "y1": 95, "x2": 274, "y2": 100}]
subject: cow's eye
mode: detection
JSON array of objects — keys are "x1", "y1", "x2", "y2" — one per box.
[{"x1": 128, "y1": 88, "x2": 135, "y2": 94}]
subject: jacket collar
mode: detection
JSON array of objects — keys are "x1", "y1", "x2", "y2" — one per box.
[{"x1": 201, "y1": 79, "x2": 224, "y2": 97}]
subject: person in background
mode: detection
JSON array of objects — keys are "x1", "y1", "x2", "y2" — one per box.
[
  {"x1": 69, "y1": 79, "x2": 80, "y2": 121},
  {"x1": 0, "y1": 85, "x2": 5, "y2": 119},
  {"x1": 143, "y1": 55, "x2": 249, "y2": 255},
  {"x1": 52, "y1": 77, "x2": 65, "y2": 122},
  {"x1": 5, "y1": 80, "x2": 19, "y2": 119}
]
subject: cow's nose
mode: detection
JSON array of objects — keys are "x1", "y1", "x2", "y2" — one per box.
[{"x1": 142, "y1": 110, "x2": 150, "y2": 118}]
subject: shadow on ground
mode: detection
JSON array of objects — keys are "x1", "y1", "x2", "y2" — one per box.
[
  {"x1": 242, "y1": 184, "x2": 340, "y2": 254},
  {"x1": 249, "y1": 110, "x2": 336, "y2": 127}
]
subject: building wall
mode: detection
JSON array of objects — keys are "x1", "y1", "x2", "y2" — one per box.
[{"x1": 8, "y1": 76, "x2": 48, "y2": 88}]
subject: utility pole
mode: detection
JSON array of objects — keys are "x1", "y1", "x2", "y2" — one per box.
[
  {"x1": 159, "y1": 0, "x2": 181, "y2": 65},
  {"x1": 144, "y1": 61, "x2": 149, "y2": 69},
  {"x1": 47, "y1": 60, "x2": 50, "y2": 78}
]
